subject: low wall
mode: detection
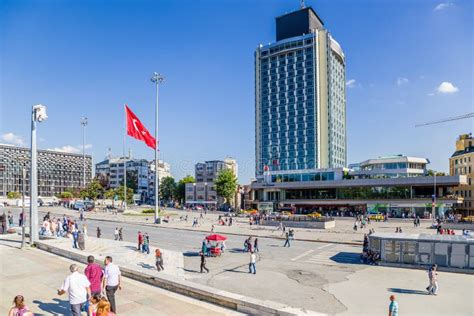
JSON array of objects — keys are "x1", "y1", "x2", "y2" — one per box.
[
  {"x1": 264, "y1": 220, "x2": 335, "y2": 230},
  {"x1": 35, "y1": 241, "x2": 323, "y2": 316}
]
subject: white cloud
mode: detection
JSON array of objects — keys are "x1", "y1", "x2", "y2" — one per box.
[
  {"x1": 48, "y1": 144, "x2": 92, "y2": 154},
  {"x1": 396, "y1": 77, "x2": 409, "y2": 86},
  {"x1": 434, "y1": 2, "x2": 453, "y2": 11},
  {"x1": 436, "y1": 81, "x2": 459, "y2": 94},
  {"x1": 346, "y1": 79, "x2": 356, "y2": 88},
  {"x1": 1, "y1": 132, "x2": 24, "y2": 145}
]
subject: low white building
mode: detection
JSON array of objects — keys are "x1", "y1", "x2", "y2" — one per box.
[{"x1": 349, "y1": 155, "x2": 429, "y2": 179}]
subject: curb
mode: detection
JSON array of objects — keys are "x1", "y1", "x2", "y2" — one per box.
[
  {"x1": 35, "y1": 241, "x2": 326, "y2": 316},
  {"x1": 77, "y1": 215, "x2": 363, "y2": 247},
  {"x1": 378, "y1": 262, "x2": 474, "y2": 275}
]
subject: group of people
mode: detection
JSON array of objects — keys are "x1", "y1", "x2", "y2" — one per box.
[
  {"x1": 437, "y1": 226, "x2": 456, "y2": 235},
  {"x1": 413, "y1": 216, "x2": 421, "y2": 227},
  {"x1": 361, "y1": 234, "x2": 380, "y2": 265},
  {"x1": 137, "y1": 231, "x2": 151, "y2": 254},
  {"x1": 113, "y1": 227, "x2": 123, "y2": 241},
  {"x1": 243, "y1": 236, "x2": 258, "y2": 252},
  {"x1": 395, "y1": 227, "x2": 403, "y2": 233},
  {"x1": 353, "y1": 215, "x2": 371, "y2": 231},
  {"x1": 9, "y1": 255, "x2": 122, "y2": 316}
]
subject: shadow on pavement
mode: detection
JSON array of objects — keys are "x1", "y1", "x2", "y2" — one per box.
[
  {"x1": 33, "y1": 298, "x2": 70, "y2": 315},
  {"x1": 137, "y1": 262, "x2": 155, "y2": 269},
  {"x1": 329, "y1": 252, "x2": 361, "y2": 264},
  {"x1": 124, "y1": 245, "x2": 139, "y2": 251},
  {"x1": 183, "y1": 251, "x2": 199, "y2": 257},
  {"x1": 388, "y1": 288, "x2": 430, "y2": 295}
]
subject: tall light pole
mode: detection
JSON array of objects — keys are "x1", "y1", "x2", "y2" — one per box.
[
  {"x1": 30, "y1": 104, "x2": 48, "y2": 244},
  {"x1": 432, "y1": 173, "x2": 437, "y2": 225},
  {"x1": 151, "y1": 72, "x2": 164, "y2": 224},
  {"x1": 18, "y1": 157, "x2": 27, "y2": 249},
  {"x1": 81, "y1": 117, "x2": 88, "y2": 188}
]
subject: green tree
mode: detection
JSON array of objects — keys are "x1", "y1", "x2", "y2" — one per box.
[
  {"x1": 104, "y1": 189, "x2": 116, "y2": 199},
  {"x1": 215, "y1": 169, "x2": 238, "y2": 205},
  {"x1": 426, "y1": 169, "x2": 447, "y2": 176},
  {"x1": 160, "y1": 176, "x2": 176, "y2": 201},
  {"x1": 175, "y1": 175, "x2": 195, "y2": 203},
  {"x1": 7, "y1": 191, "x2": 20, "y2": 199},
  {"x1": 120, "y1": 170, "x2": 138, "y2": 192},
  {"x1": 115, "y1": 185, "x2": 134, "y2": 205},
  {"x1": 80, "y1": 180, "x2": 104, "y2": 200},
  {"x1": 59, "y1": 191, "x2": 74, "y2": 199}
]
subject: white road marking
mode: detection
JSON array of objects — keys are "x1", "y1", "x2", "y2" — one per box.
[
  {"x1": 317, "y1": 244, "x2": 333, "y2": 250},
  {"x1": 291, "y1": 249, "x2": 315, "y2": 261}
]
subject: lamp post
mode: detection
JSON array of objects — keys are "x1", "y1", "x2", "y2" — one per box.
[
  {"x1": 150, "y1": 72, "x2": 164, "y2": 224},
  {"x1": 80, "y1": 117, "x2": 88, "y2": 188},
  {"x1": 18, "y1": 157, "x2": 27, "y2": 249},
  {"x1": 30, "y1": 104, "x2": 48, "y2": 244},
  {"x1": 432, "y1": 173, "x2": 437, "y2": 225}
]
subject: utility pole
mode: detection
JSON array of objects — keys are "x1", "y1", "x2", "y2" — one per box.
[
  {"x1": 19, "y1": 158, "x2": 27, "y2": 249},
  {"x1": 151, "y1": 72, "x2": 164, "y2": 224},
  {"x1": 30, "y1": 104, "x2": 48, "y2": 245},
  {"x1": 81, "y1": 117, "x2": 88, "y2": 188}
]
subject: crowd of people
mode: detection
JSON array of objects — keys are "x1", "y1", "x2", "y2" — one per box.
[{"x1": 9, "y1": 255, "x2": 121, "y2": 316}]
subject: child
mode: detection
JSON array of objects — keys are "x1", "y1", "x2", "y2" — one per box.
[{"x1": 88, "y1": 294, "x2": 101, "y2": 316}]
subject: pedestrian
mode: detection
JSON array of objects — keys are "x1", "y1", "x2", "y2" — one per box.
[
  {"x1": 283, "y1": 232, "x2": 291, "y2": 247},
  {"x1": 254, "y1": 238, "x2": 259, "y2": 252},
  {"x1": 388, "y1": 295, "x2": 398, "y2": 316},
  {"x1": 88, "y1": 294, "x2": 101, "y2": 316},
  {"x1": 8, "y1": 295, "x2": 33, "y2": 316},
  {"x1": 142, "y1": 233, "x2": 150, "y2": 254},
  {"x1": 96, "y1": 297, "x2": 115, "y2": 316},
  {"x1": 211, "y1": 224, "x2": 215, "y2": 233},
  {"x1": 427, "y1": 264, "x2": 438, "y2": 295},
  {"x1": 200, "y1": 252, "x2": 209, "y2": 273},
  {"x1": 114, "y1": 227, "x2": 119, "y2": 241},
  {"x1": 79, "y1": 210, "x2": 84, "y2": 222},
  {"x1": 96, "y1": 227, "x2": 101, "y2": 238},
  {"x1": 155, "y1": 248, "x2": 164, "y2": 271},
  {"x1": 249, "y1": 251, "x2": 256, "y2": 274},
  {"x1": 72, "y1": 229, "x2": 79, "y2": 249},
  {"x1": 102, "y1": 256, "x2": 121, "y2": 314},
  {"x1": 85, "y1": 255, "x2": 103, "y2": 296},
  {"x1": 19, "y1": 211, "x2": 24, "y2": 227},
  {"x1": 118, "y1": 227, "x2": 123, "y2": 241},
  {"x1": 57, "y1": 264, "x2": 91, "y2": 316},
  {"x1": 138, "y1": 231, "x2": 143, "y2": 251},
  {"x1": 77, "y1": 231, "x2": 85, "y2": 250}
]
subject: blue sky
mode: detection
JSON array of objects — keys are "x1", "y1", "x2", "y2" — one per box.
[{"x1": 1, "y1": 0, "x2": 472, "y2": 183}]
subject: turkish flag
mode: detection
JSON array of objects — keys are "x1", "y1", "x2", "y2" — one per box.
[{"x1": 125, "y1": 105, "x2": 156, "y2": 149}]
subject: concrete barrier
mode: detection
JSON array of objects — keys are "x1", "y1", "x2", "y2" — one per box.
[{"x1": 35, "y1": 241, "x2": 325, "y2": 316}]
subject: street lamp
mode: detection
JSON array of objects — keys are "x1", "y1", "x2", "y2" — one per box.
[
  {"x1": 80, "y1": 117, "x2": 88, "y2": 188},
  {"x1": 150, "y1": 72, "x2": 164, "y2": 224},
  {"x1": 18, "y1": 157, "x2": 27, "y2": 249},
  {"x1": 30, "y1": 104, "x2": 47, "y2": 244}
]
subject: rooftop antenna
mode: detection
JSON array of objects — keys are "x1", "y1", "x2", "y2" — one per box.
[
  {"x1": 300, "y1": 0, "x2": 305, "y2": 9},
  {"x1": 107, "y1": 147, "x2": 112, "y2": 159}
]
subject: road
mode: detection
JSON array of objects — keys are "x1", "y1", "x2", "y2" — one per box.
[{"x1": 6, "y1": 207, "x2": 362, "y2": 314}]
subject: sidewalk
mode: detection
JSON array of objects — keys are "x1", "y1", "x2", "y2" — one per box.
[
  {"x1": 38, "y1": 236, "x2": 185, "y2": 278},
  {"x1": 0, "y1": 236, "x2": 241, "y2": 316},
  {"x1": 33, "y1": 206, "x2": 448, "y2": 246}
]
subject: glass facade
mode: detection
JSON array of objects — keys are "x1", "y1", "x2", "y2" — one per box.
[
  {"x1": 257, "y1": 34, "x2": 317, "y2": 175},
  {"x1": 255, "y1": 24, "x2": 346, "y2": 179}
]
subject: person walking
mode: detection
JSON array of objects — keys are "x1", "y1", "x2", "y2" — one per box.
[
  {"x1": 155, "y1": 248, "x2": 164, "y2": 271},
  {"x1": 200, "y1": 252, "x2": 209, "y2": 273},
  {"x1": 57, "y1": 264, "x2": 91, "y2": 316},
  {"x1": 118, "y1": 227, "x2": 123, "y2": 241},
  {"x1": 283, "y1": 232, "x2": 291, "y2": 247},
  {"x1": 96, "y1": 227, "x2": 101, "y2": 238},
  {"x1": 102, "y1": 256, "x2": 121, "y2": 314},
  {"x1": 85, "y1": 255, "x2": 103, "y2": 296},
  {"x1": 77, "y1": 231, "x2": 85, "y2": 250},
  {"x1": 137, "y1": 231, "x2": 143, "y2": 251},
  {"x1": 427, "y1": 264, "x2": 438, "y2": 295},
  {"x1": 248, "y1": 251, "x2": 256, "y2": 274},
  {"x1": 72, "y1": 229, "x2": 79, "y2": 249},
  {"x1": 254, "y1": 238, "x2": 259, "y2": 252},
  {"x1": 114, "y1": 227, "x2": 119, "y2": 241},
  {"x1": 388, "y1": 295, "x2": 399, "y2": 316},
  {"x1": 142, "y1": 233, "x2": 150, "y2": 254}
]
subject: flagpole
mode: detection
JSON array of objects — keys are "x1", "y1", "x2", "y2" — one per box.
[
  {"x1": 123, "y1": 105, "x2": 127, "y2": 211},
  {"x1": 151, "y1": 73, "x2": 164, "y2": 224}
]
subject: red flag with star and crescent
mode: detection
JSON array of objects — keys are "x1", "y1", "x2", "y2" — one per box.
[{"x1": 125, "y1": 104, "x2": 156, "y2": 149}]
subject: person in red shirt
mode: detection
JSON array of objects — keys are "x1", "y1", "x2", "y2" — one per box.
[
  {"x1": 84, "y1": 255, "x2": 103, "y2": 296},
  {"x1": 138, "y1": 231, "x2": 143, "y2": 251}
]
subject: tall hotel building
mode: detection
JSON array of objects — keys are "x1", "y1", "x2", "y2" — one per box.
[{"x1": 255, "y1": 6, "x2": 346, "y2": 181}]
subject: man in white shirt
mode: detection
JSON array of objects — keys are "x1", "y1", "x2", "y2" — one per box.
[
  {"x1": 249, "y1": 251, "x2": 256, "y2": 274},
  {"x1": 57, "y1": 264, "x2": 91, "y2": 316},
  {"x1": 102, "y1": 256, "x2": 121, "y2": 313}
]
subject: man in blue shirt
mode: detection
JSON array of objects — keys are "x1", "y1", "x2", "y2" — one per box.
[{"x1": 389, "y1": 295, "x2": 398, "y2": 316}]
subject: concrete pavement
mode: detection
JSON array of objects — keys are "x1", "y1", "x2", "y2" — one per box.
[{"x1": 0, "y1": 237, "x2": 242, "y2": 316}]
